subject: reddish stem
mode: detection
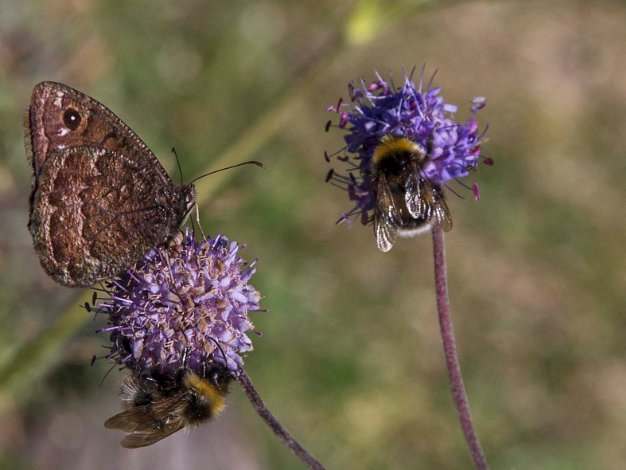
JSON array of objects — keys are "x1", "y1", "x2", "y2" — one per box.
[
  {"x1": 432, "y1": 226, "x2": 489, "y2": 469},
  {"x1": 237, "y1": 369, "x2": 326, "y2": 470}
]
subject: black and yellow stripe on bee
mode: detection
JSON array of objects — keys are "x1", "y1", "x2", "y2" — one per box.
[{"x1": 372, "y1": 136, "x2": 425, "y2": 168}]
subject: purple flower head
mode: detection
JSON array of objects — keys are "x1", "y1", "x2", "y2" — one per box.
[
  {"x1": 96, "y1": 230, "x2": 261, "y2": 377},
  {"x1": 325, "y1": 68, "x2": 489, "y2": 226}
]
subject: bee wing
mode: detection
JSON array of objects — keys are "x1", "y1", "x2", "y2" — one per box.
[
  {"x1": 403, "y1": 159, "x2": 453, "y2": 232},
  {"x1": 374, "y1": 174, "x2": 398, "y2": 252},
  {"x1": 119, "y1": 421, "x2": 185, "y2": 448},
  {"x1": 421, "y1": 180, "x2": 453, "y2": 232},
  {"x1": 377, "y1": 172, "x2": 402, "y2": 224},
  {"x1": 104, "y1": 409, "x2": 143, "y2": 432},
  {"x1": 105, "y1": 395, "x2": 186, "y2": 448},
  {"x1": 404, "y1": 167, "x2": 424, "y2": 219},
  {"x1": 432, "y1": 191, "x2": 453, "y2": 232},
  {"x1": 374, "y1": 210, "x2": 397, "y2": 252}
]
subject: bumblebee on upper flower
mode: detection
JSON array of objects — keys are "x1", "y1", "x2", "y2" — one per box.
[{"x1": 325, "y1": 68, "x2": 490, "y2": 251}]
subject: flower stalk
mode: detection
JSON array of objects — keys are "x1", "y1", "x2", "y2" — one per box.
[
  {"x1": 238, "y1": 369, "x2": 326, "y2": 470},
  {"x1": 432, "y1": 225, "x2": 488, "y2": 469},
  {"x1": 326, "y1": 69, "x2": 492, "y2": 465}
]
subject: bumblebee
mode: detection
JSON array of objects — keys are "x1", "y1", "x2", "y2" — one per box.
[
  {"x1": 105, "y1": 362, "x2": 232, "y2": 448},
  {"x1": 372, "y1": 136, "x2": 452, "y2": 252}
]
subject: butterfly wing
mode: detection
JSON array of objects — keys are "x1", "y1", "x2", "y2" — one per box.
[
  {"x1": 25, "y1": 82, "x2": 195, "y2": 286},
  {"x1": 25, "y1": 81, "x2": 170, "y2": 182},
  {"x1": 29, "y1": 146, "x2": 186, "y2": 287}
]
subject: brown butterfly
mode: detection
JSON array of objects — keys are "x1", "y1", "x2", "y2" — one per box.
[{"x1": 25, "y1": 82, "x2": 196, "y2": 287}]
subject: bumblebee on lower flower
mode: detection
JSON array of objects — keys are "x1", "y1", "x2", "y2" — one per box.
[
  {"x1": 104, "y1": 357, "x2": 232, "y2": 448},
  {"x1": 93, "y1": 230, "x2": 261, "y2": 447}
]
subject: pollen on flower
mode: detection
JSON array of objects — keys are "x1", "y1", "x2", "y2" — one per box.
[
  {"x1": 94, "y1": 230, "x2": 261, "y2": 377},
  {"x1": 325, "y1": 67, "x2": 490, "y2": 227}
]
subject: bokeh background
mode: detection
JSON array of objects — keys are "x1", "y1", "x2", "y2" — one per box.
[{"x1": 1, "y1": 0, "x2": 625, "y2": 468}]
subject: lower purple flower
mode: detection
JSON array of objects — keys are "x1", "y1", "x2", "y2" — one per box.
[{"x1": 96, "y1": 230, "x2": 261, "y2": 376}]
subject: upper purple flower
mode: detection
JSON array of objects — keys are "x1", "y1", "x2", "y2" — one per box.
[
  {"x1": 326, "y1": 69, "x2": 489, "y2": 226},
  {"x1": 96, "y1": 230, "x2": 261, "y2": 377}
]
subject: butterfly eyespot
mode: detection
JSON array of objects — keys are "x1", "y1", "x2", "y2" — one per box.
[{"x1": 63, "y1": 108, "x2": 82, "y2": 130}]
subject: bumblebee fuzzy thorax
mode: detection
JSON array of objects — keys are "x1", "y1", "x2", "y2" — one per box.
[
  {"x1": 371, "y1": 135, "x2": 452, "y2": 251},
  {"x1": 183, "y1": 369, "x2": 228, "y2": 423},
  {"x1": 372, "y1": 136, "x2": 425, "y2": 168}
]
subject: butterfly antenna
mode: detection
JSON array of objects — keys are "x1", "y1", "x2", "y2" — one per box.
[
  {"x1": 171, "y1": 147, "x2": 185, "y2": 186},
  {"x1": 188, "y1": 161, "x2": 265, "y2": 185}
]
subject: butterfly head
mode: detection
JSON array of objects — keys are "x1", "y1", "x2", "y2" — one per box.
[{"x1": 180, "y1": 184, "x2": 197, "y2": 224}]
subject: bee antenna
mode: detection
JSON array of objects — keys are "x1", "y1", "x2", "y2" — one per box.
[{"x1": 188, "y1": 161, "x2": 265, "y2": 185}]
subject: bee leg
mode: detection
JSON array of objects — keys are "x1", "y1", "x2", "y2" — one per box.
[{"x1": 176, "y1": 347, "x2": 191, "y2": 382}]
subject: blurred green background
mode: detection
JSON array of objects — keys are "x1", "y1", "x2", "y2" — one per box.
[{"x1": 1, "y1": 0, "x2": 625, "y2": 468}]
